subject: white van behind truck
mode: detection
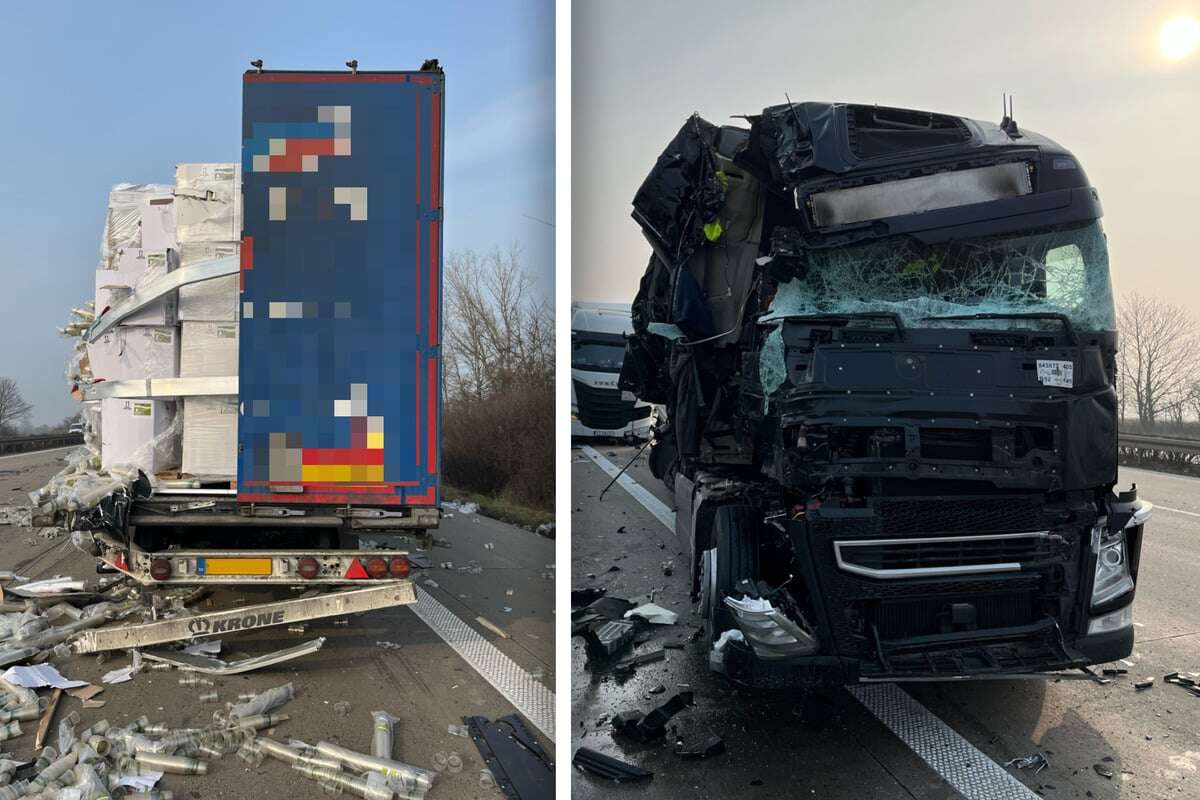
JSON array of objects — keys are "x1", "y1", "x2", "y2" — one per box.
[{"x1": 571, "y1": 302, "x2": 654, "y2": 440}]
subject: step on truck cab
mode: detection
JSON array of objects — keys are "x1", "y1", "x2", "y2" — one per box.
[
  {"x1": 79, "y1": 64, "x2": 445, "y2": 588},
  {"x1": 621, "y1": 102, "x2": 1152, "y2": 687}
]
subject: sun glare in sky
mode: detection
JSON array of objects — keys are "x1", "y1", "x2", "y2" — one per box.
[{"x1": 1158, "y1": 14, "x2": 1200, "y2": 61}]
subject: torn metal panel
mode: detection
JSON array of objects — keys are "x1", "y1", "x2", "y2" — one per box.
[
  {"x1": 72, "y1": 582, "x2": 414, "y2": 652},
  {"x1": 141, "y1": 637, "x2": 325, "y2": 674},
  {"x1": 571, "y1": 747, "x2": 652, "y2": 783}
]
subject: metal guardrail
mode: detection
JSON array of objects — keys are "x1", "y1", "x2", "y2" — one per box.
[
  {"x1": 1117, "y1": 431, "x2": 1200, "y2": 474},
  {"x1": 0, "y1": 433, "x2": 83, "y2": 455}
]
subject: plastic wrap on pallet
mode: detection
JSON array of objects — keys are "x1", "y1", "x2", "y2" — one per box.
[
  {"x1": 175, "y1": 164, "x2": 241, "y2": 243},
  {"x1": 100, "y1": 184, "x2": 174, "y2": 270},
  {"x1": 179, "y1": 322, "x2": 238, "y2": 378},
  {"x1": 177, "y1": 242, "x2": 240, "y2": 321},
  {"x1": 181, "y1": 397, "x2": 237, "y2": 477},
  {"x1": 87, "y1": 327, "x2": 179, "y2": 383},
  {"x1": 100, "y1": 398, "x2": 180, "y2": 475}
]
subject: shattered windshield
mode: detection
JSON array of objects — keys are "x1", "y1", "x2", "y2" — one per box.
[{"x1": 762, "y1": 221, "x2": 1115, "y2": 332}]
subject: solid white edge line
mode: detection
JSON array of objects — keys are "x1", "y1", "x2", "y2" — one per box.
[
  {"x1": 1155, "y1": 504, "x2": 1200, "y2": 518},
  {"x1": 581, "y1": 445, "x2": 1041, "y2": 796},
  {"x1": 408, "y1": 587, "x2": 556, "y2": 742},
  {"x1": 579, "y1": 445, "x2": 675, "y2": 531}
]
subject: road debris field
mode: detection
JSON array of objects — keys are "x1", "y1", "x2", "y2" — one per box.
[
  {"x1": 0, "y1": 447, "x2": 555, "y2": 799},
  {"x1": 572, "y1": 444, "x2": 1200, "y2": 799}
]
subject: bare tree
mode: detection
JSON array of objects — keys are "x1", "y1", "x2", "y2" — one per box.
[
  {"x1": 0, "y1": 378, "x2": 33, "y2": 435},
  {"x1": 1117, "y1": 292, "x2": 1200, "y2": 426},
  {"x1": 443, "y1": 246, "x2": 554, "y2": 401}
]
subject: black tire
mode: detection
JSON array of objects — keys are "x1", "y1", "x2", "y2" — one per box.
[{"x1": 704, "y1": 504, "x2": 761, "y2": 645}]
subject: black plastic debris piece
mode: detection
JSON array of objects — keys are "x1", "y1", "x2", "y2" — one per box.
[
  {"x1": 636, "y1": 692, "x2": 695, "y2": 740},
  {"x1": 584, "y1": 620, "x2": 638, "y2": 658},
  {"x1": 1101, "y1": 667, "x2": 1127, "y2": 677},
  {"x1": 588, "y1": 597, "x2": 635, "y2": 621},
  {"x1": 614, "y1": 648, "x2": 666, "y2": 676},
  {"x1": 616, "y1": 526, "x2": 626, "y2": 533},
  {"x1": 465, "y1": 714, "x2": 554, "y2": 800},
  {"x1": 1093, "y1": 763, "x2": 1114, "y2": 779},
  {"x1": 572, "y1": 747, "x2": 652, "y2": 783},
  {"x1": 1133, "y1": 678, "x2": 1155, "y2": 690},
  {"x1": 571, "y1": 587, "x2": 607, "y2": 608},
  {"x1": 1164, "y1": 672, "x2": 1196, "y2": 687},
  {"x1": 1004, "y1": 752, "x2": 1049, "y2": 774},
  {"x1": 611, "y1": 710, "x2": 645, "y2": 736},
  {"x1": 606, "y1": 565, "x2": 621, "y2": 573},
  {"x1": 649, "y1": 684, "x2": 666, "y2": 695},
  {"x1": 407, "y1": 553, "x2": 432, "y2": 569},
  {"x1": 663, "y1": 641, "x2": 686, "y2": 651},
  {"x1": 676, "y1": 735, "x2": 725, "y2": 760}
]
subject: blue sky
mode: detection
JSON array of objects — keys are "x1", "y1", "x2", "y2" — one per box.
[{"x1": 0, "y1": 0, "x2": 554, "y2": 425}]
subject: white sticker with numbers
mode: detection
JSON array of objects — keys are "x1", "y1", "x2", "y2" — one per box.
[{"x1": 1036, "y1": 359, "x2": 1073, "y2": 388}]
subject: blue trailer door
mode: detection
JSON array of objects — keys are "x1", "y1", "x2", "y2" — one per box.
[{"x1": 237, "y1": 69, "x2": 443, "y2": 507}]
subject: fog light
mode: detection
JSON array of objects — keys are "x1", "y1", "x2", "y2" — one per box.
[
  {"x1": 297, "y1": 557, "x2": 320, "y2": 579},
  {"x1": 1087, "y1": 603, "x2": 1133, "y2": 635},
  {"x1": 149, "y1": 558, "x2": 171, "y2": 582},
  {"x1": 388, "y1": 557, "x2": 410, "y2": 578},
  {"x1": 365, "y1": 557, "x2": 388, "y2": 579}
]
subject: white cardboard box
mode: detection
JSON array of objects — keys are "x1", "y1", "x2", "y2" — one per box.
[
  {"x1": 94, "y1": 255, "x2": 175, "y2": 326},
  {"x1": 182, "y1": 396, "x2": 238, "y2": 477},
  {"x1": 102, "y1": 184, "x2": 173, "y2": 269},
  {"x1": 101, "y1": 398, "x2": 179, "y2": 474},
  {"x1": 177, "y1": 242, "x2": 240, "y2": 321},
  {"x1": 87, "y1": 326, "x2": 179, "y2": 382},
  {"x1": 179, "y1": 321, "x2": 238, "y2": 378},
  {"x1": 140, "y1": 197, "x2": 177, "y2": 252},
  {"x1": 175, "y1": 164, "x2": 242, "y2": 243}
]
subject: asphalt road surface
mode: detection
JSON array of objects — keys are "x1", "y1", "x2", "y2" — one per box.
[
  {"x1": 0, "y1": 446, "x2": 555, "y2": 799},
  {"x1": 571, "y1": 443, "x2": 1200, "y2": 800}
]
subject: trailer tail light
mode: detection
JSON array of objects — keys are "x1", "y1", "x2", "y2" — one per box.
[
  {"x1": 388, "y1": 557, "x2": 410, "y2": 578},
  {"x1": 149, "y1": 558, "x2": 172, "y2": 582},
  {"x1": 365, "y1": 557, "x2": 389, "y2": 579},
  {"x1": 297, "y1": 557, "x2": 320, "y2": 580}
]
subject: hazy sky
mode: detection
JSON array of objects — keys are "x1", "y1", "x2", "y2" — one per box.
[
  {"x1": 573, "y1": 0, "x2": 1199, "y2": 314},
  {"x1": 0, "y1": 0, "x2": 554, "y2": 426}
]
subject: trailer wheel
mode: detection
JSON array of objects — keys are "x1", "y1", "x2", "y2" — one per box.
[{"x1": 700, "y1": 504, "x2": 761, "y2": 646}]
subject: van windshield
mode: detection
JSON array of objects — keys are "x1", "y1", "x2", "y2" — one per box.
[{"x1": 763, "y1": 220, "x2": 1115, "y2": 332}]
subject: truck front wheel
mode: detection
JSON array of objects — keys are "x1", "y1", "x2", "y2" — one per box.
[{"x1": 700, "y1": 504, "x2": 761, "y2": 647}]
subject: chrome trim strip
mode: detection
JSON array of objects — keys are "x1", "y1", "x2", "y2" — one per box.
[{"x1": 834, "y1": 531, "x2": 1049, "y2": 580}]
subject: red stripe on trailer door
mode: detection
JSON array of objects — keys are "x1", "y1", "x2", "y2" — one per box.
[
  {"x1": 428, "y1": 221, "x2": 439, "y2": 347},
  {"x1": 429, "y1": 92, "x2": 441, "y2": 209},
  {"x1": 427, "y1": 357, "x2": 437, "y2": 472},
  {"x1": 414, "y1": 352, "x2": 422, "y2": 467}
]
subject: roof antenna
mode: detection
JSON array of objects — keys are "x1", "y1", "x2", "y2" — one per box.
[
  {"x1": 783, "y1": 92, "x2": 805, "y2": 132},
  {"x1": 1000, "y1": 92, "x2": 1010, "y2": 129}
]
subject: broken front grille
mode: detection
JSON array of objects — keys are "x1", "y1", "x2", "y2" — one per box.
[
  {"x1": 573, "y1": 380, "x2": 635, "y2": 430},
  {"x1": 877, "y1": 496, "x2": 1042, "y2": 535},
  {"x1": 834, "y1": 532, "x2": 1053, "y2": 579}
]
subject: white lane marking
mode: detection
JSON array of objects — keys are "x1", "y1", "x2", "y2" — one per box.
[
  {"x1": 407, "y1": 587, "x2": 555, "y2": 742},
  {"x1": 582, "y1": 446, "x2": 1039, "y2": 797},
  {"x1": 580, "y1": 445, "x2": 675, "y2": 531},
  {"x1": 1155, "y1": 504, "x2": 1200, "y2": 519},
  {"x1": 1121, "y1": 466, "x2": 1200, "y2": 485},
  {"x1": 0, "y1": 445, "x2": 77, "y2": 462},
  {"x1": 849, "y1": 684, "x2": 1040, "y2": 800}
]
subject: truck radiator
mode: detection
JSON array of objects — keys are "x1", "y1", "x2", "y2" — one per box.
[{"x1": 573, "y1": 380, "x2": 635, "y2": 430}]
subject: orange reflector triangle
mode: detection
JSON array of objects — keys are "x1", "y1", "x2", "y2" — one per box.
[{"x1": 344, "y1": 558, "x2": 368, "y2": 579}]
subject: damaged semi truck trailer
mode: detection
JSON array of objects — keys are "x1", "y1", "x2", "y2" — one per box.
[
  {"x1": 620, "y1": 101, "x2": 1152, "y2": 687},
  {"x1": 47, "y1": 65, "x2": 445, "y2": 599}
]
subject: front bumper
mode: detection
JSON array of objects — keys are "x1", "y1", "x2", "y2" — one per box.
[{"x1": 714, "y1": 506, "x2": 1142, "y2": 688}]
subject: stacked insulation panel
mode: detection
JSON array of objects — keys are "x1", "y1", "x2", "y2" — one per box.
[
  {"x1": 176, "y1": 164, "x2": 242, "y2": 478},
  {"x1": 87, "y1": 185, "x2": 181, "y2": 474}
]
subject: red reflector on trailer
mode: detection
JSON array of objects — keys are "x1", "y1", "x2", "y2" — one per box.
[
  {"x1": 114, "y1": 552, "x2": 129, "y2": 572},
  {"x1": 149, "y1": 558, "x2": 172, "y2": 582},
  {"x1": 344, "y1": 559, "x2": 369, "y2": 579},
  {"x1": 365, "y1": 557, "x2": 388, "y2": 579},
  {"x1": 389, "y1": 557, "x2": 410, "y2": 578},
  {"x1": 298, "y1": 557, "x2": 320, "y2": 579}
]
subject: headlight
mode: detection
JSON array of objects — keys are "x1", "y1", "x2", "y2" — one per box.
[
  {"x1": 1087, "y1": 603, "x2": 1133, "y2": 635},
  {"x1": 1091, "y1": 527, "x2": 1134, "y2": 608}
]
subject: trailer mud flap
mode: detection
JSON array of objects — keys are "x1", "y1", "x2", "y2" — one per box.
[{"x1": 72, "y1": 581, "x2": 414, "y2": 653}]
